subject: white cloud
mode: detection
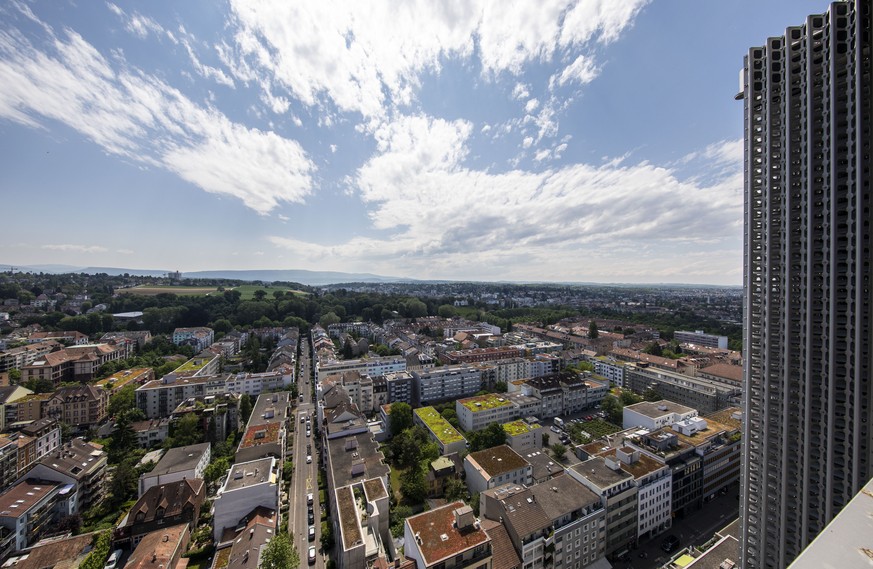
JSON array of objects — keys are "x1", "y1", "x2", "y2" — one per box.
[
  {"x1": 525, "y1": 98, "x2": 540, "y2": 113},
  {"x1": 42, "y1": 244, "x2": 108, "y2": 253},
  {"x1": 555, "y1": 54, "x2": 599, "y2": 87},
  {"x1": 116, "y1": 249, "x2": 134, "y2": 255},
  {"x1": 0, "y1": 23, "x2": 315, "y2": 214},
  {"x1": 330, "y1": 144, "x2": 338, "y2": 153},
  {"x1": 522, "y1": 136, "x2": 534, "y2": 149},
  {"x1": 480, "y1": 124, "x2": 491, "y2": 134},
  {"x1": 269, "y1": 111, "x2": 742, "y2": 283},
  {"x1": 225, "y1": 0, "x2": 649, "y2": 119},
  {"x1": 180, "y1": 38, "x2": 235, "y2": 88},
  {"x1": 533, "y1": 148, "x2": 551, "y2": 161}
]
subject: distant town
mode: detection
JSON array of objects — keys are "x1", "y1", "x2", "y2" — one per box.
[{"x1": 0, "y1": 269, "x2": 745, "y2": 569}]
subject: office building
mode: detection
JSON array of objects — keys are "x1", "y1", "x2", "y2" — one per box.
[
  {"x1": 674, "y1": 330, "x2": 728, "y2": 350},
  {"x1": 738, "y1": 1, "x2": 872, "y2": 567}
]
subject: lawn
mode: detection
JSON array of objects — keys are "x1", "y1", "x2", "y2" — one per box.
[
  {"x1": 124, "y1": 285, "x2": 220, "y2": 296},
  {"x1": 232, "y1": 284, "x2": 309, "y2": 300}
]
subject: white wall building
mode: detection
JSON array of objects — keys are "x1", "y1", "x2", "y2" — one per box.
[
  {"x1": 212, "y1": 457, "x2": 279, "y2": 541},
  {"x1": 622, "y1": 400, "x2": 698, "y2": 431}
]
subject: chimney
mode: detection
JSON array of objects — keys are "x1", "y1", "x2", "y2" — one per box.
[{"x1": 454, "y1": 504, "x2": 474, "y2": 530}]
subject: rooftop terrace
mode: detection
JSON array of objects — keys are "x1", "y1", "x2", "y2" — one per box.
[
  {"x1": 460, "y1": 393, "x2": 513, "y2": 412},
  {"x1": 415, "y1": 407, "x2": 465, "y2": 445}
]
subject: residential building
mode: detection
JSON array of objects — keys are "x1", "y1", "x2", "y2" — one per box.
[
  {"x1": 502, "y1": 420, "x2": 543, "y2": 453},
  {"x1": 100, "y1": 330, "x2": 152, "y2": 349},
  {"x1": 479, "y1": 520, "x2": 521, "y2": 569},
  {"x1": 316, "y1": 356, "x2": 405, "y2": 383},
  {"x1": 623, "y1": 364, "x2": 739, "y2": 414},
  {"x1": 622, "y1": 400, "x2": 698, "y2": 431},
  {"x1": 21, "y1": 344, "x2": 124, "y2": 385},
  {"x1": 593, "y1": 358, "x2": 625, "y2": 388},
  {"x1": 412, "y1": 366, "x2": 482, "y2": 407},
  {"x1": 0, "y1": 480, "x2": 61, "y2": 555},
  {"x1": 43, "y1": 385, "x2": 109, "y2": 429},
  {"x1": 600, "y1": 447, "x2": 671, "y2": 541},
  {"x1": 464, "y1": 445, "x2": 532, "y2": 495},
  {"x1": 214, "y1": 507, "x2": 277, "y2": 569},
  {"x1": 334, "y1": 478, "x2": 393, "y2": 569},
  {"x1": 172, "y1": 351, "x2": 221, "y2": 378},
  {"x1": 170, "y1": 393, "x2": 240, "y2": 443},
  {"x1": 384, "y1": 371, "x2": 414, "y2": 405},
  {"x1": 224, "y1": 369, "x2": 292, "y2": 397},
  {"x1": 15, "y1": 419, "x2": 61, "y2": 477},
  {"x1": 481, "y1": 476, "x2": 606, "y2": 569},
  {"x1": 440, "y1": 346, "x2": 524, "y2": 365},
  {"x1": 413, "y1": 407, "x2": 467, "y2": 456},
  {"x1": 696, "y1": 363, "x2": 743, "y2": 389},
  {"x1": 0, "y1": 386, "x2": 33, "y2": 431},
  {"x1": 739, "y1": 3, "x2": 872, "y2": 565},
  {"x1": 94, "y1": 367, "x2": 154, "y2": 395},
  {"x1": 171, "y1": 327, "x2": 214, "y2": 352},
  {"x1": 26, "y1": 331, "x2": 89, "y2": 346},
  {"x1": 517, "y1": 372, "x2": 608, "y2": 419},
  {"x1": 0, "y1": 438, "x2": 18, "y2": 491},
  {"x1": 568, "y1": 458, "x2": 637, "y2": 558},
  {"x1": 123, "y1": 523, "x2": 190, "y2": 569},
  {"x1": 26, "y1": 438, "x2": 106, "y2": 514},
  {"x1": 404, "y1": 501, "x2": 492, "y2": 569},
  {"x1": 4, "y1": 393, "x2": 49, "y2": 424},
  {"x1": 236, "y1": 422, "x2": 285, "y2": 464},
  {"x1": 456, "y1": 393, "x2": 516, "y2": 432},
  {"x1": 425, "y1": 455, "x2": 463, "y2": 499},
  {"x1": 0, "y1": 342, "x2": 61, "y2": 374},
  {"x1": 138, "y1": 443, "x2": 210, "y2": 497},
  {"x1": 212, "y1": 457, "x2": 279, "y2": 541},
  {"x1": 136, "y1": 374, "x2": 227, "y2": 419},
  {"x1": 130, "y1": 418, "x2": 170, "y2": 449},
  {"x1": 0, "y1": 531, "x2": 96, "y2": 569},
  {"x1": 673, "y1": 330, "x2": 728, "y2": 350},
  {"x1": 522, "y1": 449, "x2": 565, "y2": 484},
  {"x1": 115, "y1": 478, "x2": 205, "y2": 549}
]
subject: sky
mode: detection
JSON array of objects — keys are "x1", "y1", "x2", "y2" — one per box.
[{"x1": 0, "y1": 0, "x2": 832, "y2": 285}]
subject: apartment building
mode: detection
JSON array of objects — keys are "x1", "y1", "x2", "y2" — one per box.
[
  {"x1": 568, "y1": 458, "x2": 638, "y2": 558},
  {"x1": 412, "y1": 365, "x2": 482, "y2": 407},
  {"x1": 465, "y1": 445, "x2": 532, "y2": 495},
  {"x1": 335, "y1": 478, "x2": 393, "y2": 569},
  {"x1": 384, "y1": 371, "x2": 414, "y2": 405},
  {"x1": 0, "y1": 342, "x2": 61, "y2": 373},
  {"x1": 100, "y1": 330, "x2": 152, "y2": 349},
  {"x1": 44, "y1": 385, "x2": 109, "y2": 429},
  {"x1": 212, "y1": 457, "x2": 279, "y2": 542},
  {"x1": 5, "y1": 392, "x2": 51, "y2": 424},
  {"x1": 404, "y1": 502, "x2": 492, "y2": 569},
  {"x1": 593, "y1": 358, "x2": 626, "y2": 388},
  {"x1": 115, "y1": 478, "x2": 205, "y2": 549},
  {"x1": 316, "y1": 356, "x2": 406, "y2": 383},
  {"x1": 138, "y1": 443, "x2": 210, "y2": 497},
  {"x1": 456, "y1": 393, "x2": 517, "y2": 432},
  {"x1": 622, "y1": 400, "x2": 698, "y2": 431},
  {"x1": 26, "y1": 331, "x2": 89, "y2": 346},
  {"x1": 482, "y1": 476, "x2": 606, "y2": 569},
  {"x1": 21, "y1": 344, "x2": 124, "y2": 385},
  {"x1": 130, "y1": 418, "x2": 170, "y2": 449},
  {"x1": 136, "y1": 374, "x2": 227, "y2": 419},
  {"x1": 673, "y1": 330, "x2": 727, "y2": 350},
  {"x1": 125, "y1": 523, "x2": 190, "y2": 569},
  {"x1": 0, "y1": 438, "x2": 17, "y2": 491},
  {"x1": 440, "y1": 346, "x2": 524, "y2": 365},
  {"x1": 171, "y1": 327, "x2": 214, "y2": 352},
  {"x1": 0, "y1": 386, "x2": 33, "y2": 431},
  {"x1": 224, "y1": 369, "x2": 292, "y2": 397},
  {"x1": 413, "y1": 407, "x2": 467, "y2": 456},
  {"x1": 15, "y1": 419, "x2": 61, "y2": 477},
  {"x1": 0, "y1": 480, "x2": 62, "y2": 555},
  {"x1": 519, "y1": 372, "x2": 608, "y2": 418},
  {"x1": 27, "y1": 438, "x2": 107, "y2": 514},
  {"x1": 623, "y1": 364, "x2": 738, "y2": 414},
  {"x1": 172, "y1": 351, "x2": 221, "y2": 378},
  {"x1": 502, "y1": 420, "x2": 543, "y2": 453}
]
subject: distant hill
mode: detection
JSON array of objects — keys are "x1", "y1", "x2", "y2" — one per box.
[
  {"x1": 1, "y1": 264, "x2": 414, "y2": 285},
  {"x1": 183, "y1": 269, "x2": 415, "y2": 286}
]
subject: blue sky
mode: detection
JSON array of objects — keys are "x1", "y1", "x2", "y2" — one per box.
[{"x1": 0, "y1": 0, "x2": 830, "y2": 284}]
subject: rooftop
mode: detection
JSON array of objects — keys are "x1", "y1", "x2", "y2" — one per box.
[
  {"x1": 95, "y1": 367, "x2": 152, "y2": 389},
  {"x1": 146, "y1": 443, "x2": 210, "y2": 477},
  {"x1": 699, "y1": 363, "x2": 743, "y2": 383},
  {"x1": 480, "y1": 519, "x2": 522, "y2": 569},
  {"x1": 122, "y1": 479, "x2": 205, "y2": 528},
  {"x1": 225, "y1": 508, "x2": 277, "y2": 569},
  {"x1": 570, "y1": 457, "x2": 632, "y2": 489},
  {"x1": 625, "y1": 400, "x2": 697, "y2": 419},
  {"x1": 363, "y1": 477, "x2": 388, "y2": 502},
  {"x1": 223, "y1": 458, "x2": 276, "y2": 492},
  {"x1": 406, "y1": 501, "x2": 489, "y2": 566},
  {"x1": 337, "y1": 485, "x2": 363, "y2": 551},
  {"x1": 0, "y1": 479, "x2": 59, "y2": 518},
  {"x1": 415, "y1": 407, "x2": 465, "y2": 445},
  {"x1": 326, "y1": 432, "x2": 389, "y2": 490},
  {"x1": 598, "y1": 449, "x2": 666, "y2": 479},
  {"x1": 124, "y1": 523, "x2": 189, "y2": 569},
  {"x1": 523, "y1": 450, "x2": 565, "y2": 480},
  {"x1": 3, "y1": 531, "x2": 95, "y2": 569},
  {"x1": 529, "y1": 474, "x2": 601, "y2": 518},
  {"x1": 459, "y1": 393, "x2": 513, "y2": 412},
  {"x1": 468, "y1": 445, "x2": 529, "y2": 478},
  {"x1": 247, "y1": 392, "x2": 292, "y2": 428},
  {"x1": 502, "y1": 420, "x2": 539, "y2": 437},
  {"x1": 40, "y1": 438, "x2": 106, "y2": 480},
  {"x1": 239, "y1": 423, "x2": 282, "y2": 449},
  {"x1": 174, "y1": 353, "x2": 218, "y2": 374}
]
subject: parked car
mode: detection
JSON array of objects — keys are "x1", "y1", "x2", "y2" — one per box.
[
  {"x1": 308, "y1": 546, "x2": 317, "y2": 565},
  {"x1": 307, "y1": 492, "x2": 314, "y2": 505},
  {"x1": 300, "y1": 415, "x2": 306, "y2": 423},
  {"x1": 104, "y1": 550, "x2": 123, "y2": 569},
  {"x1": 309, "y1": 526, "x2": 316, "y2": 541},
  {"x1": 308, "y1": 511, "x2": 315, "y2": 524},
  {"x1": 661, "y1": 535, "x2": 681, "y2": 553},
  {"x1": 306, "y1": 454, "x2": 312, "y2": 464}
]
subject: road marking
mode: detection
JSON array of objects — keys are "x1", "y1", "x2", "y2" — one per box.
[{"x1": 307, "y1": 478, "x2": 312, "y2": 490}]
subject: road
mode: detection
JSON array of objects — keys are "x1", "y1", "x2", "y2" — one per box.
[{"x1": 288, "y1": 338, "x2": 324, "y2": 568}]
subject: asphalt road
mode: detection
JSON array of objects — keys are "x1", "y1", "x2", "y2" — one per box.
[{"x1": 288, "y1": 338, "x2": 324, "y2": 568}]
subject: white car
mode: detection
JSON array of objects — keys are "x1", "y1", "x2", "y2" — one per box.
[
  {"x1": 306, "y1": 429, "x2": 311, "y2": 438},
  {"x1": 104, "y1": 550, "x2": 122, "y2": 569},
  {"x1": 308, "y1": 546, "x2": 317, "y2": 565},
  {"x1": 300, "y1": 415, "x2": 306, "y2": 423},
  {"x1": 308, "y1": 525, "x2": 316, "y2": 541},
  {"x1": 306, "y1": 454, "x2": 312, "y2": 464}
]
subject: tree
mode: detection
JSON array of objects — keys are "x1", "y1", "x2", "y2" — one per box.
[
  {"x1": 108, "y1": 414, "x2": 138, "y2": 463},
  {"x1": 253, "y1": 289, "x2": 268, "y2": 301},
  {"x1": 204, "y1": 457, "x2": 230, "y2": 486},
  {"x1": 643, "y1": 388, "x2": 661, "y2": 402},
  {"x1": 494, "y1": 381, "x2": 508, "y2": 393},
  {"x1": 319, "y1": 311, "x2": 341, "y2": 328},
  {"x1": 551, "y1": 443, "x2": 567, "y2": 461},
  {"x1": 389, "y1": 402, "x2": 413, "y2": 436},
  {"x1": 108, "y1": 384, "x2": 141, "y2": 419},
  {"x1": 619, "y1": 389, "x2": 643, "y2": 406},
  {"x1": 643, "y1": 342, "x2": 663, "y2": 357},
  {"x1": 240, "y1": 394, "x2": 253, "y2": 424},
  {"x1": 8, "y1": 369, "x2": 21, "y2": 383},
  {"x1": 468, "y1": 422, "x2": 507, "y2": 452},
  {"x1": 587, "y1": 320, "x2": 599, "y2": 339},
  {"x1": 400, "y1": 464, "x2": 427, "y2": 504},
  {"x1": 260, "y1": 533, "x2": 299, "y2": 569},
  {"x1": 437, "y1": 304, "x2": 457, "y2": 318},
  {"x1": 164, "y1": 413, "x2": 202, "y2": 448},
  {"x1": 23, "y1": 377, "x2": 54, "y2": 393},
  {"x1": 109, "y1": 459, "x2": 137, "y2": 506},
  {"x1": 601, "y1": 395, "x2": 623, "y2": 425},
  {"x1": 320, "y1": 520, "x2": 334, "y2": 551},
  {"x1": 444, "y1": 477, "x2": 467, "y2": 502}
]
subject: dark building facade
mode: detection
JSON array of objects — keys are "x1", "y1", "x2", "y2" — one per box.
[{"x1": 739, "y1": 1, "x2": 872, "y2": 567}]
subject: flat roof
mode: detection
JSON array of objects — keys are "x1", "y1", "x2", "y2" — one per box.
[
  {"x1": 326, "y1": 432, "x2": 389, "y2": 490},
  {"x1": 468, "y1": 445, "x2": 529, "y2": 478},
  {"x1": 337, "y1": 485, "x2": 363, "y2": 551},
  {"x1": 599, "y1": 449, "x2": 666, "y2": 479},
  {"x1": 147, "y1": 443, "x2": 210, "y2": 477},
  {"x1": 571, "y1": 457, "x2": 632, "y2": 489},
  {"x1": 523, "y1": 450, "x2": 565, "y2": 480},
  {"x1": 363, "y1": 477, "x2": 387, "y2": 502},
  {"x1": 239, "y1": 423, "x2": 282, "y2": 449},
  {"x1": 406, "y1": 501, "x2": 489, "y2": 566},
  {"x1": 223, "y1": 458, "x2": 276, "y2": 492},
  {"x1": 625, "y1": 400, "x2": 696, "y2": 418},
  {"x1": 459, "y1": 393, "x2": 513, "y2": 412},
  {"x1": 415, "y1": 407, "x2": 465, "y2": 445}
]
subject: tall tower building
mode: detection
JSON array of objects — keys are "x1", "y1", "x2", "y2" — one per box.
[{"x1": 739, "y1": 1, "x2": 872, "y2": 568}]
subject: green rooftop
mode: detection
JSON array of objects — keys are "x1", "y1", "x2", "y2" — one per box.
[
  {"x1": 502, "y1": 420, "x2": 540, "y2": 437},
  {"x1": 174, "y1": 354, "x2": 216, "y2": 374},
  {"x1": 415, "y1": 406, "x2": 465, "y2": 445},
  {"x1": 460, "y1": 393, "x2": 513, "y2": 412}
]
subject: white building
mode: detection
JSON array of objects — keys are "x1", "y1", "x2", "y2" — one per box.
[
  {"x1": 594, "y1": 358, "x2": 626, "y2": 387},
  {"x1": 674, "y1": 330, "x2": 728, "y2": 350},
  {"x1": 136, "y1": 374, "x2": 227, "y2": 418},
  {"x1": 404, "y1": 502, "x2": 492, "y2": 569},
  {"x1": 316, "y1": 356, "x2": 406, "y2": 383},
  {"x1": 622, "y1": 400, "x2": 698, "y2": 431},
  {"x1": 225, "y1": 370, "x2": 293, "y2": 397},
  {"x1": 172, "y1": 327, "x2": 215, "y2": 351},
  {"x1": 138, "y1": 442, "x2": 210, "y2": 497},
  {"x1": 412, "y1": 365, "x2": 482, "y2": 407},
  {"x1": 212, "y1": 457, "x2": 279, "y2": 541}
]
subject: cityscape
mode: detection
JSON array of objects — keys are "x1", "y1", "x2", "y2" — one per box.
[{"x1": 0, "y1": 2, "x2": 869, "y2": 569}]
